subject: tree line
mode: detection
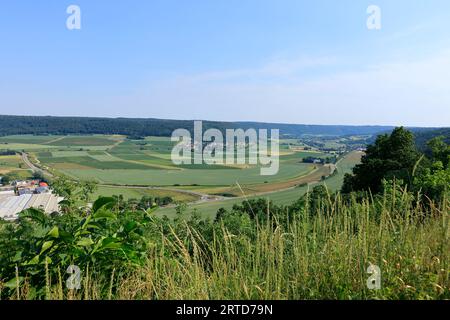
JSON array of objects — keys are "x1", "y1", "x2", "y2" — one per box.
[{"x1": 0, "y1": 115, "x2": 399, "y2": 138}]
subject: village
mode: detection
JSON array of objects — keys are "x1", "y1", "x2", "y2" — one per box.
[{"x1": 0, "y1": 178, "x2": 62, "y2": 221}]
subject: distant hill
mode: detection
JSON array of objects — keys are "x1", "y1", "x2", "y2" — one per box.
[
  {"x1": 0, "y1": 115, "x2": 397, "y2": 138},
  {"x1": 365, "y1": 127, "x2": 450, "y2": 151},
  {"x1": 235, "y1": 121, "x2": 395, "y2": 137},
  {"x1": 414, "y1": 128, "x2": 450, "y2": 151}
]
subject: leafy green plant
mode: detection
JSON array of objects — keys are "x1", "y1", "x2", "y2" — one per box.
[{"x1": 0, "y1": 197, "x2": 153, "y2": 299}]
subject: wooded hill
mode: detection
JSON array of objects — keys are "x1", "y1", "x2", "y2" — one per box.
[{"x1": 0, "y1": 115, "x2": 396, "y2": 137}]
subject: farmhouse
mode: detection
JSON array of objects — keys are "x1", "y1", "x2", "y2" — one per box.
[{"x1": 12, "y1": 179, "x2": 50, "y2": 195}]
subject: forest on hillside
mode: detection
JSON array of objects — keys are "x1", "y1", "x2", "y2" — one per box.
[{"x1": 0, "y1": 115, "x2": 397, "y2": 138}]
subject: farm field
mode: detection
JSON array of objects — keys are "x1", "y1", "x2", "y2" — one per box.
[
  {"x1": 45, "y1": 136, "x2": 120, "y2": 146},
  {"x1": 156, "y1": 151, "x2": 363, "y2": 219},
  {"x1": 57, "y1": 162, "x2": 315, "y2": 186},
  {"x1": 0, "y1": 135, "x2": 122, "y2": 152},
  {"x1": 0, "y1": 134, "x2": 348, "y2": 208},
  {"x1": 0, "y1": 135, "x2": 61, "y2": 144},
  {"x1": 92, "y1": 186, "x2": 200, "y2": 203},
  {"x1": 0, "y1": 155, "x2": 23, "y2": 171},
  {"x1": 1, "y1": 134, "x2": 330, "y2": 184},
  {"x1": 0, "y1": 154, "x2": 32, "y2": 179}
]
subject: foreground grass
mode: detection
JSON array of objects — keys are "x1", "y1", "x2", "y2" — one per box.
[
  {"x1": 5, "y1": 191, "x2": 448, "y2": 300},
  {"x1": 117, "y1": 202, "x2": 448, "y2": 300}
]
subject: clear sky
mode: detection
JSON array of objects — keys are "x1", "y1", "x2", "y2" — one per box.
[{"x1": 0, "y1": 0, "x2": 449, "y2": 126}]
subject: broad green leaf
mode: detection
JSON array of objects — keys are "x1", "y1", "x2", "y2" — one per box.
[
  {"x1": 27, "y1": 270, "x2": 40, "y2": 276},
  {"x1": 4, "y1": 277, "x2": 24, "y2": 289},
  {"x1": 99, "y1": 237, "x2": 122, "y2": 251},
  {"x1": 40, "y1": 240, "x2": 54, "y2": 255},
  {"x1": 27, "y1": 255, "x2": 40, "y2": 265},
  {"x1": 92, "y1": 197, "x2": 117, "y2": 213},
  {"x1": 85, "y1": 223, "x2": 101, "y2": 230},
  {"x1": 93, "y1": 210, "x2": 117, "y2": 220},
  {"x1": 47, "y1": 226, "x2": 59, "y2": 238},
  {"x1": 43, "y1": 255, "x2": 53, "y2": 265},
  {"x1": 77, "y1": 237, "x2": 94, "y2": 247}
]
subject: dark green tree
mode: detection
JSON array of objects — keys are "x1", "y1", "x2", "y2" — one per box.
[
  {"x1": 427, "y1": 136, "x2": 450, "y2": 168},
  {"x1": 342, "y1": 127, "x2": 420, "y2": 194},
  {"x1": 413, "y1": 137, "x2": 450, "y2": 203}
]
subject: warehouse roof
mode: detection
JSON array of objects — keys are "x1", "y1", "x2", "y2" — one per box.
[{"x1": 0, "y1": 194, "x2": 63, "y2": 221}]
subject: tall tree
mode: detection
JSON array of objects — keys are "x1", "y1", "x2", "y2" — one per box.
[
  {"x1": 342, "y1": 127, "x2": 420, "y2": 194},
  {"x1": 414, "y1": 136, "x2": 450, "y2": 202}
]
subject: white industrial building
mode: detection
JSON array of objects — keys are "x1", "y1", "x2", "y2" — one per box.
[{"x1": 0, "y1": 193, "x2": 63, "y2": 221}]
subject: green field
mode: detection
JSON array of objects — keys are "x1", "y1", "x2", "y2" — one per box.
[
  {"x1": 156, "y1": 151, "x2": 362, "y2": 219},
  {"x1": 0, "y1": 135, "x2": 351, "y2": 210},
  {"x1": 45, "y1": 136, "x2": 118, "y2": 146},
  {"x1": 0, "y1": 154, "x2": 32, "y2": 179},
  {"x1": 0, "y1": 135, "x2": 122, "y2": 152},
  {"x1": 58, "y1": 162, "x2": 314, "y2": 186},
  {"x1": 0, "y1": 155, "x2": 22, "y2": 168},
  {"x1": 0, "y1": 135, "x2": 60, "y2": 144},
  {"x1": 12, "y1": 135, "x2": 326, "y2": 188},
  {"x1": 93, "y1": 186, "x2": 199, "y2": 203}
]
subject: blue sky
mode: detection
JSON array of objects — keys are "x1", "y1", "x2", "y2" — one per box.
[{"x1": 0, "y1": 0, "x2": 449, "y2": 126}]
